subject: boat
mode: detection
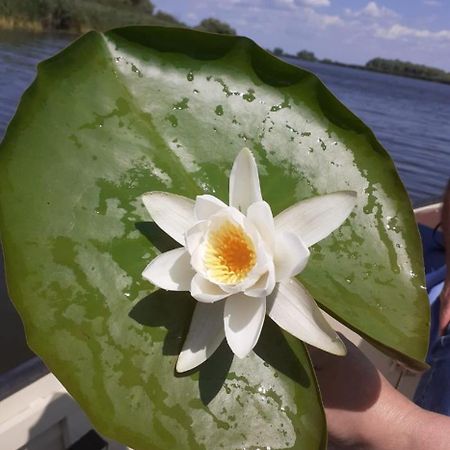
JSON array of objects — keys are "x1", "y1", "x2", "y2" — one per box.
[{"x1": 0, "y1": 203, "x2": 443, "y2": 449}]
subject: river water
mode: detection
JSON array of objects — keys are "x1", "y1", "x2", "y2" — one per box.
[
  {"x1": 286, "y1": 58, "x2": 450, "y2": 206},
  {"x1": 0, "y1": 31, "x2": 449, "y2": 374}
]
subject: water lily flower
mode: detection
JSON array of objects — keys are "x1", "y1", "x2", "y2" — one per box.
[{"x1": 142, "y1": 148, "x2": 356, "y2": 372}]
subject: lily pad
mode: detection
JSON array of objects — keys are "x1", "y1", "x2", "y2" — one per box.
[{"x1": 0, "y1": 26, "x2": 428, "y2": 449}]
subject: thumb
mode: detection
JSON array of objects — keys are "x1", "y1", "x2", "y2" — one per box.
[{"x1": 439, "y1": 284, "x2": 450, "y2": 336}]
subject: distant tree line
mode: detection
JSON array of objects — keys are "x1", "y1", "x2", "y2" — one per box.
[
  {"x1": 196, "y1": 18, "x2": 235, "y2": 35},
  {"x1": 0, "y1": 0, "x2": 236, "y2": 34},
  {"x1": 365, "y1": 57, "x2": 450, "y2": 83},
  {"x1": 296, "y1": 50, "x2": 317, "y2": 62},
  {"x1": 271, "y1": 47, "x2": 450, "y2": 84},
  {"x1": 272, "y1": 48, "x2": 318, "y2": 62}
]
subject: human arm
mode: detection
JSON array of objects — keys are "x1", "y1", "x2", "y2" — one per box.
[
  {"x1": 309, "y1": 337, "x2": 450, "y2": 450},
  {"x1": 440, "y1": 179, "x2": 450, "y2": 335}
]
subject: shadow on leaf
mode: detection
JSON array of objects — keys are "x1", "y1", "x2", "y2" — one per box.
[
  {"x1": 129, "y1": 289, "x2": 194, "y2": 356},
  {"x1": 129, "y1": 290, "x2": 233, "y2": 406},
  {"x1": 129, "y1": 292, "x2": 317, "y2": 404},
  {"x1": 135, "y1": 221, "x2": 179, "y2": 253},
  {"x1": 198, "y1": 340, "x2": 234, "y2": 406},
  {"x1": 255, "y1": 317, "x2": 311, "y2": 389}
]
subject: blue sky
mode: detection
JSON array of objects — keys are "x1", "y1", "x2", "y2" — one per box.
[{"x1": 151, "y1": 0, "x2": 450, "y2": 70}]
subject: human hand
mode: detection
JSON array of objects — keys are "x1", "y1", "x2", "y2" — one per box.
[
  {"x1": 439, "y1": 279, "x2": 450, "y2": 336},
  {"x1": 308, "y1": 336, "x2": 422, "y2": 450}
]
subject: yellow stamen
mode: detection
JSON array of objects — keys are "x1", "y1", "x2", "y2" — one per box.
[{"x1": 204, "y1": 221, "x2": 256, "y2": 284}]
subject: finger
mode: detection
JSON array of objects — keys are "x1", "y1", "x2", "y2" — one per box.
[
  {"x1": 439, "y1": 301, "x2": 450, "y2": 336},
  {"x1": 439, "y1": 286, "x2": 450, "y2": 336}
]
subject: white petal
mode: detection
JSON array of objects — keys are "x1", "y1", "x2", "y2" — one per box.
[
  {"x1": 267, "y1": 279, "x2": 346, "y2": 355},
  {"x1": 176, "y1": 302, "x2": 225, "y2": 372},
  {"x1": 142, "y1": 248, "x2": 194, "y2": 291},
  {"x1": 210, "y1": 205, "x2": 248, "y2": 228},
  {"x1": 274, "y1": 191, "x2": 357, "y2": 247},
  {"x1": 185, "y1": 221, "x2": 207, "y2": 255},
  {"x1": 274, "y1": 232, "x2": 310, "y2": 281},
  {"x1": 229, "y1": 148, "x2": 262, "y2": 214},
  {"x1": 247, "y1": 201, "x2": 275, "y2": 253},
  {"x1": 190, "y1": 242, "x2": 206, "y2": 277},
  {"x1": 224, "y1": 294, "x2": 266, "y2": 358},
  {"x1": 194, "y1": 194, "x2": 227, "y2": 220},
  {"x1": 142, "y1": 192, "x2": 195, "y2": 245},
  {"x1": 245, "y1": 260, "x2": 276, "y2": 298},
  {"x1": 191, "y1": 273, "x2": 229, "y2": 303}
]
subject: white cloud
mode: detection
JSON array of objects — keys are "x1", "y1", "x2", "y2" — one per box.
[
  {"x1": 186, "y1": 12, "x2": 198, "y2": 21},
  {"x1": 216, "y1": 0, "x2": 336, "y2": 26},
  {"x1": 300, "y1": 0, "x2": 330, "y2": 7},
  {"x1": 375, "y1": 23, "x2": 450, "y2": 41},
  {"x1": 216, "y1": 0, "x2": 342, "y2": 36},
  {"x1": 276, "y1": 0, "x2": 331, "y2": 8},
  {"x1": 309, "y1": 11, "x2": 342, "y2": 27},
  {"x1": 274, "y1": 0, "x2": 297, "y2": 9},
  {"x1": 263, "y1": 0, "x2": 331, "y2": 10},
  {"x1": 345, "y1": 2, "x2": 398, "y2": 19}
]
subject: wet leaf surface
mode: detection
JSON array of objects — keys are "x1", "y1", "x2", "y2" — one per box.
[{"x1": 0, "y1": 27, "x2": 428, "y2": 449}]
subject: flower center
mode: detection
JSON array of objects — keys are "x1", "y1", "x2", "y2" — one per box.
[{"x1": 204, "y1": 220, "x2": 256, "y2": 284}]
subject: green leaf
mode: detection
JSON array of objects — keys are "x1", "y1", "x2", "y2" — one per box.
[{"x1": 0, "y1": 26, "x2": 428, "y2": 449}]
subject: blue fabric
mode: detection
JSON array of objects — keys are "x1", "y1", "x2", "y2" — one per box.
[
  {"x1": 418, "y1": 224, "x2": 445, "y2": 273},
  {"x1": 413, "y1": 273, "x2": 450, "y2": 415},
  {"x1": 413, "y1": 224, "x2": 449, "y2": 415},
  {"x1": 425, "y1": 265, "x2": 447, "y2": 292}
]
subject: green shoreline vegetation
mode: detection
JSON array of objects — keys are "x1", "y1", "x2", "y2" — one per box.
[
  {"x1": 0, "y1": 0, "x2": 236, "y2": 34},
  {"x1": 274, "y1": 48, "x2": 450, "y2": 85}
]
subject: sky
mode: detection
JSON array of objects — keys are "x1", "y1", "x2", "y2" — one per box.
[{"x1": 151, "y1": 0, "x2": 450, "y2": 71}]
